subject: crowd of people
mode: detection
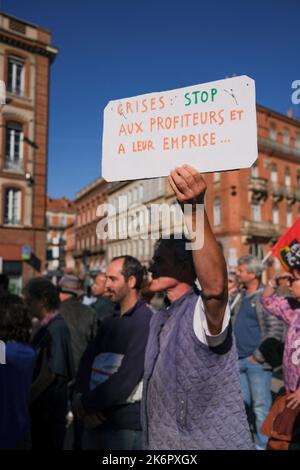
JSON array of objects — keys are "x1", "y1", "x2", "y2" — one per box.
[{"x1": 1, "y1": 165, "x2": 300, "y2": 451}]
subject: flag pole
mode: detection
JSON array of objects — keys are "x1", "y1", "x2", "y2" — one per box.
[{"x1": 261, "y1": 250, "x2": 273, "y2": 267}]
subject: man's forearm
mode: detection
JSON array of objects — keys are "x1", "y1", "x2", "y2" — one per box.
[
  {"x1": 169, "y1": 165, "x2": 228, "y2": 333},
  {"x1": 190, "y1": 208, "x2": 228, "y2": 333}
]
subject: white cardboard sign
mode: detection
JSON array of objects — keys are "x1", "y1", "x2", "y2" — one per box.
[{"x1": 102, "y1": 75, "x2": 257, "y2": 182}]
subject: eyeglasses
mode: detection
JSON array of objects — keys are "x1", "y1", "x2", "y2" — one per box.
[{"x1": 287, "y1": 277, "x2": 298, "y2": 286}]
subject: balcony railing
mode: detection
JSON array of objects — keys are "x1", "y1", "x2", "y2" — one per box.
[
  {"x1": 285, "y1": 186, "x2": 297, "y2": 205},
  {"x1": 248, "y1": 177, "x2": 268, "y2": 202},
  {"x1": 258, "y1": 137, "x2": 300, "y2": 158},
  {"x1": 241, "y1": 220, "x2": 280, "y2": 240},
  {"x1": 4, "y1": 217, "x2": 21, "y2": 226},
  {"x1": 4, "y1": 159, "x2": 24, "y2": 172},
  {"x1": 7, "y1": 86, "x2": 24, "y2": 97},
  {"x1": 270, "y1": 183, "x2": 285, "y2": 202}
]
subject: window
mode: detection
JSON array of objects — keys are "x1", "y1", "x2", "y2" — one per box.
[
  {"x1": 61, "y1": 215, "x2": 66, "y2": 226},
  {"x1": 286, "y1": 206, "x2": 292, "y2": 227},
  {"x1": 296, "y1": 133, "x2": 300, "y2": 152},
  {"x1": 144, "y1": 239, "x2": 149, "y2": 258},
  {"x1": 249, "y1": 243, "x2": 264, "y2": 261},
  {"x1": 213, "y1": 198, "x2": 221, "y2": 226},
  {"x1": 251, "y1": 163, "x2": 258, "y2": 178},
  {"x1": 270, "y1": 123, "x2": 277, "y2": 142},
  {"x1": 271, "y1": 164, "x2": 277, "y2": 183},
  {"x1": 158, "y1": 177, "x2": 164, "y2": 195},
  {"x1": 5, "y1": 123, "x2": 23, "y2": 171},
  {"x1": 127, "y1": 242, "x2": 131, "y2": 256},
  {"x1": 213, "y1": 172, "x2": 221, "y2": 183},
  {"x1": 272, "y1": 204, "x2": 279, "y2": 225},
  {"x1": 285, "y1": 168, "x2": 291, "y2": 187},
  {"x1": 8, "y1": 56, "x2": 24, "y2": 95},
  {"x1": 139, "y1": 184, "x2": 144, "y2": 201},
  {"x1": 4, "y1": 188, "x2": 21, "y2": 225},
  {"x1": 131, "y1": 241, "x2": 136, "y2": 257},
  {"x1": 139, "y1": 240, "x2": 143, "y2": 258},
  {"x1": 128, "y1": 190, "x2": 132, "y2": 205},
  {"x1": 283, "y1": 128, "x2": 290, "y2": 146},
  {"x1": 251, "y1": 203, "x2": 261, "y2": 222}
]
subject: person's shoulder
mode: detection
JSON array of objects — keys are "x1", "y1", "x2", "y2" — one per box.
[
  {"x1": 135, "y1": 300, "x2": 153, "y2": 320},
  {"x1": 64, "y1": 298, "x2": 96, "y2": 319},
  {"x1": 48, "y1": 314, "x2": 70, "y2": 335},
  {"x1": 80, "y1": 302, "x2": 96, "y2": 316},
  {"x1": 6, "y1": 342, "x2": 36, "y2": 366}
]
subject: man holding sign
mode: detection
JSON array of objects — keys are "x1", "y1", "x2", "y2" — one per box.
[{"x1": 141, "y1": 165, "x2": 254, "y2": 450}]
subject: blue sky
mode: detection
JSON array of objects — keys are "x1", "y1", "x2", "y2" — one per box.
[{"x1": 3, "y1": 0, "x2": 300, "y2": 199}]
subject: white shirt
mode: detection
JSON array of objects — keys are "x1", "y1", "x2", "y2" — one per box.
[{"x1": 193, "y1": 295, "x2": 231, "y2": 347}]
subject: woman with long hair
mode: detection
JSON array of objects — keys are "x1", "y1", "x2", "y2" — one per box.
[{"x1": 0, "y1": 294, "x2": 36, "y2": 449}]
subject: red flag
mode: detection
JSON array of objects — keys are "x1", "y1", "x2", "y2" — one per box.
[{"x1": 271, "y1": 217, "x2": 300, "y2": 271}]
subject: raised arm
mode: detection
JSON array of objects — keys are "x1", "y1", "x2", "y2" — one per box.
[
  {"x1": 261, "y1": 282, "x2": 294, "y2": 325},
  {"x1": 168, "y1": 164, "x2": 228, "y2": 334}
]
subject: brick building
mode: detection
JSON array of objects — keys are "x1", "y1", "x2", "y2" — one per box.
[
  {"x1": 46, "y1": 196, "x2": 76, "y2": 276},
  {"x1": 74, "y1": 177, "x2": 107, "y2": 278},
  {"x1": 204, "y1": 104, "x2": 300, "y2": 271},
  {"x1": 64, "y1": 221, "x2": 76, "y2": 274},
  {"x1": 0, "y1": 13, "x2": 58, "y2": 293}
]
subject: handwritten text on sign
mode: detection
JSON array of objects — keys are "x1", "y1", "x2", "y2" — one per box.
[{"x1": 102, "y1": 75, "x2": 257, "y2": 181}]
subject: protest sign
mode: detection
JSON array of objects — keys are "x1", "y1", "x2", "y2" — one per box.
[{"x1": 102, "y1": 75, "x2": 257, "y2": 181}]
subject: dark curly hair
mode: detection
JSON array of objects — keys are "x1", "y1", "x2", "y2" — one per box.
[
  {"x1": 153, "y1": 234, "x2": 196, "y2": 285},
  {"x1": 0, "y1": 294, "x2": 31, "y2": 343},
  {"x1": 23, "y1": 277, "x2": 60, "y2": 311},
  {"x1": 112, "y1": 255, "x2": 148, "y2": 290}
]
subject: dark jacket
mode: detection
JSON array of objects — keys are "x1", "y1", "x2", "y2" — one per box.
[
  {"x1": 60, "y1": 297, "x2": 97, "y2": 372},
  {"x1": 76, "y1": 298, "x2": 152, "y2": 430},
  {"x1": 92, "y1": 296, "x2": 115, "y2": 326},
  {"x1": 30, "y1": 314, "x2": 74, "y2": 449}
]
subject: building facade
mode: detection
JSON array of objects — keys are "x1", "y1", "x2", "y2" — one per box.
[
  {"x1": 74, "y1": 177, "x2": 107, "y2": 278},
  {"x1": 106, "y1": 177, "x2": 169, "y2": 265},
  {"x1": 46, "y1": 196, "x2": 76, "y2": 276},
  {"x1": 0, "y1": 13, "x2": 58, "y2": 292},
  {"x1": 205, "y1": 105, "x2": 300, "y2": 271}
]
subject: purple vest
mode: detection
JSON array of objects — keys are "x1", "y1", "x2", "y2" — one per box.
[{"x1": 141, "y1": 290, "x2": 254, "y2": 450}]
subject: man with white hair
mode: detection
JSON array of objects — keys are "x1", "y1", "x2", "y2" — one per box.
[{"x1": 232, "y1": 254, "x2": 284, "y2": 449}]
